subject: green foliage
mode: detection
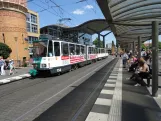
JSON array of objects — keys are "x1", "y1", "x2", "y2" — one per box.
[
  {"x1": 141, "y1": 43, "x2": 147, "y2": 50},
  {"x1": 159, "y1": 41, "x2": 161, "y2": 49},
  {"x1": 93, "y1": 37, "x2": 103, "y2": 48},
  {"x1": 0, "y1": 42, "x2": 12, "y2": 59},
  {"x1": 23, "y1": 63, "x2": 27, "y2": 67}
]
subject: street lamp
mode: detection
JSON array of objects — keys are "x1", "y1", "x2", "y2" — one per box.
[{"x1": 14, "y1": 37, "x2": 19, "y2": 66}]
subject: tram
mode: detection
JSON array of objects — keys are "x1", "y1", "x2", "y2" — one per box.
[{"x1": 32, "y1": 36, "x2": 109, "y2": 74}]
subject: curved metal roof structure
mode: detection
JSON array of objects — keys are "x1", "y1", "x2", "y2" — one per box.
[
  {"x1": 96, "y1": 0, "x2": 161, "y2": 43},
  {"x1": 41, "y1": 19, "x2": 110, "y2": 35},
  {"x1": 64, "y1": 19, "x2": 110, "y2": 34}
]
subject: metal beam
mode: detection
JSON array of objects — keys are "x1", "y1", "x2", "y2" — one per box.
[
  {"x1": 104, "y1": 31, "x2": 112, "y2": 36},
  {"x1": 138, "y1": 36, "x2": 141, "y2": 59},
  {"x1": 113, "y1": 22, "x2": 161, "y2": 26},
  {"x1": 79, "y1": 33, "x2": 85, "y2": 38},
  {"x1": 101, "y1": 31, "x2": 112, "y2": 48},
  {"x1": 98, "y1": 25, "x2": 110, "y2": 33},
  {"x1": 87, "y1": 26, "x2": 110, "y2": 35},
  {"x1": 103, "y1": 36, "x2": 105, "y2": 48},
  {"x1": 87, "y1": 27, "x2": 100, "y2": 34},
  {"x1": 112, "y1": 1, "x2": 161, "y2": 17},
  {"x1": 96, "y1": 0, "x2": 117, "y2": 34},
  {"x1": 133, "y1": 41, "x2": 135, "y2": 55},
  {"x1": 152, "y1": 21, "x2": 159, "y2": 97}
]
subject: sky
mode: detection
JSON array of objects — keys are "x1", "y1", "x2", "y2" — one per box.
[{"x1": 27, "y1": 0, "x2": 160, "y2": 44}]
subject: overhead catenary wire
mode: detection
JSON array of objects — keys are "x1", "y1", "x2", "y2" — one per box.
[
  {"x1": 85, "y1": 0, "x2": 101, "y2": 19},
  {"x1": 37, "y1": 0, "x2": 62, "y2": 18}
]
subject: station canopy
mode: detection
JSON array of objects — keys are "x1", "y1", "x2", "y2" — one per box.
[
  {"x1": 41, "y1": 19, "x2": 110, "y2": 35},
  {"x1": 63, "y1": 19, "x2": 111, "y2": 35},
  {"x1": 96, "y1": 0, "x2": 161, "y2": 43}
]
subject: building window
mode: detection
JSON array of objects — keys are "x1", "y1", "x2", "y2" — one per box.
[
  {"x1": 31, "y1": 24, "x2": 38, "y2": 33},
  {"x1": 26, "y1": 13, "x2": 30, "y2": 22},
  {"x1": 28, "y1": 36, "x2": 38, "y2": 44},
  {"x1": 27, "y1": 22, "x2": 30, "y2": 32},
  {"x1": 2, "y1": 33, "x2": 5, "y2": 43},
  {"x1": 31, "y1": 14, "x2": 37, "y2": 24}
]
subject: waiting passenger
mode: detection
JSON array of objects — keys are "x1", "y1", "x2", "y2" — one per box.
[
  {"x1": 122, "y1": 52, "x2": 128, "y2": 68},
  {"x1": 129, "y1": 58, "x2": 150, "y2": 86}
]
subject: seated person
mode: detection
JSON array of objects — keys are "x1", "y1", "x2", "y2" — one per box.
[
  {"x1": 128, "y1": 56, "x2": 138, "y2": 72},
  {"x1": 129, "y1": 58, "x2": 150, "y2": 86}
]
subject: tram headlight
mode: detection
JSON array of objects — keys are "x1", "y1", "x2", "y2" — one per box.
[
  {"x1": 33, "y1": 63, "x2": 37, "y2": 69},
  {"x1": 41, "y1": 64, "x2": 47, "y2": 68}
]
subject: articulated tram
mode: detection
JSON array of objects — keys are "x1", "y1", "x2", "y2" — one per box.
[{"x1": 32, "y1": 38, "x2": 109, "y2": 74}]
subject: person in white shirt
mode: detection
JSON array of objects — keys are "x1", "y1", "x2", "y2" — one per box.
[
  {"x1": 122, "y1": 52, "x2": 128, "y2": 68},
  {"x1": 0, "y1": 57, "x2": 5, "y2": 75}
]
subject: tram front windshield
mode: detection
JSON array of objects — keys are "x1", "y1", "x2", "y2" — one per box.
[{"x1": 33, "y1": 41, "x2": 48, "y2": 57}]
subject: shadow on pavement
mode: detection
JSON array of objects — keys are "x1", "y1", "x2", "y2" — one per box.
[{"x1": 122, "y1": 68, "x2": 161, "y2": 121}]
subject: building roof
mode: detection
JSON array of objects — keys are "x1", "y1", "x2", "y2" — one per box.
[
  {"x1": 41, "y1": 19, "x2": 110, "y2": 35},
  {"x1": 96, "y1": 0, "x2": 161, "y2": 43}
]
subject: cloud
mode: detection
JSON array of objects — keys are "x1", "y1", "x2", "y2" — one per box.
[
  {"x1": 84, "y1": 5, "x2": 93, "y2": 9},
  {"x1": 72, "y1": 9, "x2": 84, "y2": 15}
]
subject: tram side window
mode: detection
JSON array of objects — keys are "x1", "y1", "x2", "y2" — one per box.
[
  {"x1": 95, "y1": 48, "x2": 97, "y2": 54},
  {"x1": 48, "y1": 41, "x2": 53, "y2": 57},
  {"x1": 69, "y1": 44, "x2": 75, "y2": 55},
  {"x1": 54, "y1": 42, "x2": 60, "y2": 56},
  {"x1": 81, "y1": 46, "x2": 85, "y2": 54},
  {"x1": 62, "y1": 42, "x2": 69, "y2": 55},
  {"x1": 102, "y1": 49, "x2": 105, "y2": 53},
  {"x1": 76, "y1": 45, "x2": 80, "y2": 55},
  {"x1": 101, "y1": 49, "x2": 103, "y2": 53}
]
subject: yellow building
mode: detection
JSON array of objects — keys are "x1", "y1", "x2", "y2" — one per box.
[
  {"x1": 26, "y1": 10, "x2": 40, "y2": 58},
  {"x1": 0, "y1": 0, "x2": 29, "y2": 65}
]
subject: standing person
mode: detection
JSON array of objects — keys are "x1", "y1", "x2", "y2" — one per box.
[
  {"x1": 8, "y1": 60, "x2": 14, "y2": 75},
  {"x1": 122, "y1": 52, "x2": 128, "y2": 68},
  {"x1": 11, "y1": 59, "x2": 17, "y2": 73},
  {"x1": 0, "y1": 57, "x2": 5, "y2": 75},
  {"x1": 0, "y1": 56, "x2": 2, "y2": 74}
]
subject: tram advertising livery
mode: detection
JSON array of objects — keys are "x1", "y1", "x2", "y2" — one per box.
[{"x1": 32, "y1": 35, "x2": 109, "y2": 74}]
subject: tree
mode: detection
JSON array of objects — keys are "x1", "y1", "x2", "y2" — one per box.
[
  {"x1": 0, "y1": 42, "x2": 12, "y2": 59},
  {"x1": 93, "y1": 37, "x2": 103, "y2": 48},
  {"x1": 141, "y1": 43, "x2": 147, "y2": 50},
  {"x1": 159, "y1": 41, "x2": 161, "y2": 49}
]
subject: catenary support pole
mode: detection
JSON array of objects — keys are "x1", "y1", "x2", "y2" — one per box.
[
  {"x1": 138, "y1": 36, "x2": 141, "y2": 59},
  {"x1": 152, "y1": 21, "x2": 159, "y2": 97}
]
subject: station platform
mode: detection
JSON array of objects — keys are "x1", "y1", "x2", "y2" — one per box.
[{"x1": 86, "y1": 59, "x2": 161, "y2": 121}]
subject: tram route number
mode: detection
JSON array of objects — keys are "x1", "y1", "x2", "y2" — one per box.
[{"x1": 57, "y1": 68, "x2": 61, "y2": 72}]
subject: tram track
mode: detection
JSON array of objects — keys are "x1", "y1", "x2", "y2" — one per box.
[
  {"x1": 0, "y1": 58, "x2": 113, "y2": 99},
  {"x1": 33, "y1": 58, "x2": 118, "y2": 121},
  {"x1": 0, "y1": 57, "x2": 115, "y2": 121}
]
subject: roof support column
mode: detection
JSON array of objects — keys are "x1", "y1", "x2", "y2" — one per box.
[
  {"x1": 133, "y1": 41, "x2": 135, "y2": 55},
  {"x1": 116, "y1": 40, "x2": 118, "y2": 56},
  {"x1": 138, "y1": 36, "x2": 141, "y2": 59},
  {"x1": 152, "y1": 21, "x2": 159, "y2": 97},
  {"x1": 98, "y1": 33, "x2": 100, "y2": 48},
  {"x1": 102, "y1": 31, "x2": 112, "y2": 48},
  {"x1": 103, "y1": 36, "x2": 105, "y2": 48}
]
